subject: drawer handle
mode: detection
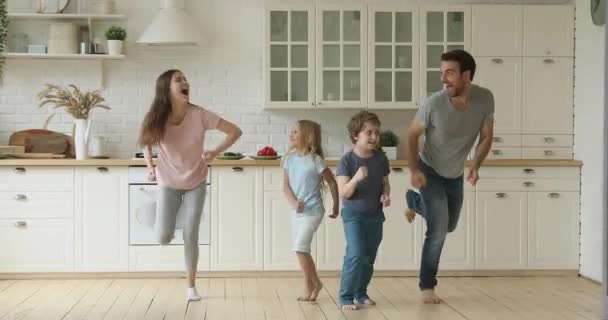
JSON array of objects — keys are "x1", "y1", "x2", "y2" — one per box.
[
  {"x1": 391, "y1": 167, "x2": 404, "y2": 172},
  {"x1": 14, "y1": 221, "x2": 27, "y2": 228},
  {"x1": 13, "y1": 167, "x2": 26, "y2": 174},
  {"x1": 492, "y1": 137, "x2": 503, "y2": 143},
  {"x1": 523, "y1": 168, "x2": 535, "y2": 174},
  {"x1": 491, "y1": 58, "x2": 504, "y2": 64},
  {"x1": 495, "y1": 192, "x2": 507, "y2": 198},
  {"x1": 523, "y1": 181, "x2": 534, "y2": 187},
  {"x1": 232, "y1": 167, "x2": 244, "y2": 172},
  {"x1": 543, "y1": 58, "x2": 555, "y2": 64},
  {"x1": 14, "y1": 194, "x2": 27, "y2": 201},
  {"x1": 491, "y1": 150, "x2": 503, "y2": 155},
  {"x1": 544, "y1": 137, "x2": 555, "y2": 143},
  {"x1": 97, "y1": 167, "x2": 109, "y2": 173},
  {"x1": 548, "y1": 192, "x2": 560, "y2": 198},
  {"x1": 544, "y1": 150, "x2": 555, "y2": 156}
]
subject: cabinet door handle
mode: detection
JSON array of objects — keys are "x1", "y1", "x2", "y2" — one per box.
[
  {"x1": 391, "y1": 167, "x2": 403, "y2": 172},
  {"x1": 14, "y1": 194, "x2": 27, "y2": 201},
  {"x1": 14, "y1": 221, "x2": 27, "y2": 228},
  {"x1": 523, "y1": 181, "x2": 534, "y2": 187},
  {"x1": 544, "y1": 137, "x2": 555, "y2": 143},
  {"x1": 318, "y1": 102, "x2": 323, "y2": 106},
  {"x1": 492, "y1": 137, "x2": 503, "y2": 143},
  {"x1": 232, "y1": 167, "x2": 244, "y2": 172},
  {"x1": 544, "y1": 150, "x2": 555, "y2": 156},
  {"x1": 97, "y1": 167, "x2": 109, "y2": 173},
  {"x1": 492, "y1": 150, "x2": 503, "y2": 155},
  {"x1": 491, "y1": 58, "x2": 503, "y2": 64},
  {"x1": 548, "y1": 192, "x2": 560, "y2": 198},
  {"x1": 13, "y1": 167, "x2": 26, "y2": 174},
  {"x1": 543, "y1": 58, "x2": 555, "y2": 64},
  {"x1": 495, "y1": 192, "x2": 506, "y2": 198},
  {"x1": 311, "y1": 102, "x2": 315, "y2": 106},
  {"x1": 523, "y1": 168, "x2": 535, "y2": 174}
]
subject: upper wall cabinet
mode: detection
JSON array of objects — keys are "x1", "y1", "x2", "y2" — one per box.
[
  {"x1": 368, "y1": 5, "x2": 419, "y2": 109},
  {"x1": 472, "y1": 5, "x2": 522, "y2": 57},
  {"x1": 265, "y1": 4, "x2": 316, "y2": 109},
  {"x1": 420, "y1": 6, "x2": 471, "y2": 98},
  {"x1": 523, "y1": 5, "x2": 574, "y2": 57}
]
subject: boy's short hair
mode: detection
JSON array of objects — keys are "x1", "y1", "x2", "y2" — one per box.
[{"x1": 347, "y1": 111, "x2": 381, "y2": 144}]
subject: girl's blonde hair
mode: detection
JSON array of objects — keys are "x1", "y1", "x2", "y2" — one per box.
[{"x1": 284, "y1": 120, "x2": 328, "y2": 194}]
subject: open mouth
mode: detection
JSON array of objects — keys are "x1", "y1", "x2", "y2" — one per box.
[{"x1": 181, "y1": 88, "x2": 189, "y2": 96}]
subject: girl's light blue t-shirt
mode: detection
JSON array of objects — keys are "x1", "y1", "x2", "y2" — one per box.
[{"x1": 283, "y1": 152, "x2": 327, "y2": 215}]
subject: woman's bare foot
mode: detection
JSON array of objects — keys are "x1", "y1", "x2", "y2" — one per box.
[
  {"x1": 297, "y1": 295, "x2": 312, "y2": 301},
  {"x1": 421, "y1": 289, "x2": 441, "y2": 304},
  {"x1": 405, "y1": 208, "x2": 416, "y2": 223},
  {"x1": 308, "y1": 281, "x2": 323, "y2": 301},
  {"x1": 341, "y1": 304, "x2": 359, "y2": 310}
]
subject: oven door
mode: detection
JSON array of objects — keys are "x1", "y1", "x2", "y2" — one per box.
[{"x1": 129, "y1": 184, "x2": 210, "y2": 245}]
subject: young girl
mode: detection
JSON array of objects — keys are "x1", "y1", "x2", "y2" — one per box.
[
  {"x1": 336, "y1": 111, "x2": 391, "y2": 310},
  {"x1": 138, "y1": 69, "x2": 242, "y2": 301},
  {"x1": 283, "y1": 120, "x2": 339, "y2": 302}
]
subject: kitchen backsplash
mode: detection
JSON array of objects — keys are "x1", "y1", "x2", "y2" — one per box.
[{"x1": 1, "y1": 0, "x2": 571, "y2": 159}]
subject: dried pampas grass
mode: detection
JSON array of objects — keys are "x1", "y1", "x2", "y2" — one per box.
[{"x1": 37, "y1": 84, "x2": 110, "y2": 119}]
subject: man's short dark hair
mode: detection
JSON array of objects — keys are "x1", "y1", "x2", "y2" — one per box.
[{"x1": 441, "y1": 49, "x2": 476, "y2": 81}]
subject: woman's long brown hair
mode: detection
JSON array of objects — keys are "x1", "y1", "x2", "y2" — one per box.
[{"x1": 137, "y1": 69, "x2": 180, "y2": 146}]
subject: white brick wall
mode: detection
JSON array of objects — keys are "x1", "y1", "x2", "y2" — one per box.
[{"x1": 2, "y1": 0, "x2": 572, "y2": 159}]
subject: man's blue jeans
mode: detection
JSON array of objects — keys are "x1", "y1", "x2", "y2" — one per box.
[
  {"x1": 338, "y1": 207, "x2": 384, "y2": 305},
  {"x1": 416, "y1": 160, "x2": 464, "y2": 290}
]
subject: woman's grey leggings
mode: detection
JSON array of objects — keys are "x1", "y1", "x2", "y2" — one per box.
[{"x1": 158, "y1": 182, "x2": 206, "y2": 272}]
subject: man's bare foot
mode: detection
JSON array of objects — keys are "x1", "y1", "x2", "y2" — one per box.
[
  {"x1": 355, "y1": 297, "x2": 376, "y2": 305},
  {"x1": 309, "y1": 281, "x2": 323, "y2": 301},
  {"x1": 405, "y1": 208, "x2": 416, "y2": 223},
  {"x1": 341, "y1": 304, "x2": 359, "y2": 310},
  {"x1": 421, "y1": 289, "x2": 441, "y2": 304}
]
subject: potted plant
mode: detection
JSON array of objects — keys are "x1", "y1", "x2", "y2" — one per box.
[
  {"x1": 379, "y1": 130, "x2": 399, "y2": 160},
  {"x1": 105, "y1": 26, "x2": 126, "y2": 55},
  {"x1": 38, "y1": 84, "x2": 110, "y2": 160}
]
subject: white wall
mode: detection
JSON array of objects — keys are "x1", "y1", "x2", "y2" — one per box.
[
  {"x1": 1, "y1": 0, "x2": 572, "y2": 159},
  {"x1": 574, "y1": 0, "x2": 605, "y2": 281}
]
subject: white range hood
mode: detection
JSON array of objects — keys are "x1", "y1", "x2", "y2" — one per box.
[{"x1": 137, "y1": 0, "x2": 206, "y2": 46}]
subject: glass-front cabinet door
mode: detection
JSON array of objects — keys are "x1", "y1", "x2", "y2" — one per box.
[
  {"x1": 316, "y1": 4, "x2": 367, "y2": 108},
  {"x1": 265, "y1": 4, "x2": 315, "y2": 109},
  {"x1": 421, "y1": 6, "x2": 471, "y2": 98},
  {"x1": 368, "y1": 5, "x2": 418, "y2": 109}
]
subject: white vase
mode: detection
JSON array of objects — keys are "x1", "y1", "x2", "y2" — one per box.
[
  {"x1": 107, "y1": 40, "x2": 123, "y2": 55},
  {"x1": 74, "y1": 118, "x2": 91, "y2": 160},
  {"x1": 383, "y1": 146, "x2": 397, "y2": 160}
]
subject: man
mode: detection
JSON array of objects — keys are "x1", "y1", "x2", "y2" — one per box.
[{"x1": 406, "y1": 49, "x2": 495, "y2": 304}]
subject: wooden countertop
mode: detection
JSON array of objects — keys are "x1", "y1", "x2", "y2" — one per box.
[{"x1": 0, "y1": 158, "x2": 583, "y2": 167}]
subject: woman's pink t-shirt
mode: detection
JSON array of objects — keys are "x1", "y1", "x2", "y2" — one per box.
[{"x1": 156, "y1": 106, "x2": 221, "y2": 190}]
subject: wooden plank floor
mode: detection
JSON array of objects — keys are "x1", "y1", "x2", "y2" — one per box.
[{"x1": 0, "y1": 276, "x2": 600, "y2": 320}]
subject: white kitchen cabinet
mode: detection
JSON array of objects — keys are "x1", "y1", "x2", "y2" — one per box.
[
  {"x1": 367, "y1": 5, "x2": 419, "y2": 109},
  {"x1": 527, "y1": 191, "x2": 579, "y2": 269},
  {"x1": 74, "y1": 167, "x2": 128, "y2": 272},
  {"x1": 211, "y1": 166, "x2": 264, "y2": 271},
  {"x1": 523, "y1": 5, "x2": 574, "y2": 57},
  {"x1": 420, "y1": 5, "x2": 471, "y2": 98},
  {"x1": 439, "y1": 191, "x2": 476, "y2": 270},
  {"x1": 315, "y1": 166, "x2": 344, "y2": 270},
  {"x1": 265, "y1": 3, "x2": 316, "y2": 109},
  {"x1": 471, "y1": 5, "x2": 522, "y2": 57},
  {"x1": 522, "y1": 57, "x2": 574, "y2": 134},
  {"x1": 316, "y1": 4, "x2": 367, "y2": 108},
  {"x1": 0, "y1": 219, "x2": 74, "y2": 272},
  {"x1": 475, "y1": 57, "x2": 522, "y2": 135},
  {"x1": 375, "y1": 167, "x2": 423, "y2": 270},
  {"x1": 475, "y1": 191, "x2": 528, "y2": 270},
  {"x1": 264, "y1": 190, "x2": 319, "y2": 270},
  {"x1": 129, "y1": 245, "x2": 210, "y2": 272},
  {"x1": 0, "y1": 166, "x2": 74, "y2": 191}
]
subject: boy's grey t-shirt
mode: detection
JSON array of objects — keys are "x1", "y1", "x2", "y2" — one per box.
[
  {"x1": 415, "y1": 85, "x2": 495, "y2": 178},
  {"x1": 336, "y1": 150, "x2": 390, "y2": 214}
]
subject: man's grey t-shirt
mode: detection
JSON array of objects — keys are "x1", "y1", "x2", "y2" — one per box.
[
  {"x1": 415, "y1": 85, "x2": 494, "y2": 178},
  {"x1": 336, "y1": 150, "x2": 390, "y2": 214}
]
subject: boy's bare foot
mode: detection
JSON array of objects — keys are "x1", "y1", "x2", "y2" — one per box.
[
  {"x1": 421, "y1": 289, "x2": 441, "y2": 304},
  {"x1": 355, "y1": 297, "x2": 376, "y2": 305},
  {"x1": 405, "y1": 208, "x2": 416, "y2": 223},
  {"x1": 341, "y1": 304, "x2": 359, "y2": 310},
  {"x1": 309, "y1": 281, "x2": 323, "y2": 301}
]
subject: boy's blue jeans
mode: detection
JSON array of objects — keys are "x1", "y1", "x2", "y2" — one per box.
[
  {"x1": 338, "y1": 207, "x2": 385, "y2": 305},
  {"x1": 411, "y1": 160, "x2": 464, "y2": 290}
]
